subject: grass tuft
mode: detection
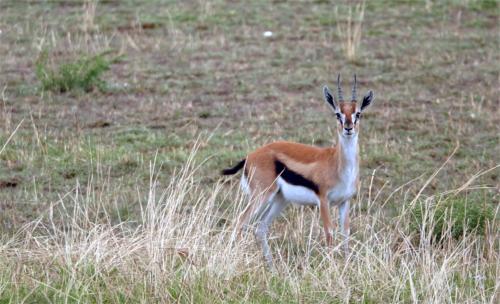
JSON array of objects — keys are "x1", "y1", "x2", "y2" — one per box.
[
  {"x1": 410, "y1": 194, "x2": 495, "y2": 242},
  {"x1": 35, "y1": 51, "x2": 112, "y2": 93},
  {"x1": 335, "y1": 1, "x2": 366, "y2": 61}
]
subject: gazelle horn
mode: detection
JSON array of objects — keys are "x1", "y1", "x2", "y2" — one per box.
[
  {"x1": 337, "y1": 74, "x2": 344, "y2": 102},
  {"x1": 352, "y1": 74, "x2": 357, "y2": 101}
]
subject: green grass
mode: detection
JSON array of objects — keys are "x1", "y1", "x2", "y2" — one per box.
[
  {"x1": 36, "y1": 51, "x2": 113, "y2": 93},
  {"x1": 410, "y1": 193, "x2": 495, "y2": 241}
]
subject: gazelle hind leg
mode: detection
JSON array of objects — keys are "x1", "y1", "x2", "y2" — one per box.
[
  {"x1": 254, "y1": 193, "x2": 287, "y2": 268},
  {"x1": 235, "y1": 189, "x2": 276, "y2": 238}
]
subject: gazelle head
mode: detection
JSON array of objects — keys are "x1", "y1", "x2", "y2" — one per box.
[{"x1": 323, "y1": 74, "x2": 374, "y2": 138}]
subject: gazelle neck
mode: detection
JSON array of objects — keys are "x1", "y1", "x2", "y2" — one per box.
[
  {"x1": 337, "y1": 133, "x2": 359, "y2": 173},
  {"x1": 326, "y1": 132, "x2": 360, "y2": 204}
]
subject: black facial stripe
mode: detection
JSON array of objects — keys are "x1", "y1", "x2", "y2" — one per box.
[
  {"x1": 354, "y1": 112, "x2": 361, "y2": 123},
  {"x1": 274, "y1": 160, "x2": 319, "y2": 194},
  {"x1": 336, "y1": 113, "x2": 343, "y2": 124}
]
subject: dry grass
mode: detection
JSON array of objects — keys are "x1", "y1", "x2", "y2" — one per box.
[
  {"x1": 0, "y1": 145, "x2": 498, "y2": 302},
  {"x1": 81, "y1": 0, "x2": 99, "y2": 34},
  {"x1": 336, "y1": 1, "x2": 365, "y2": 61}
]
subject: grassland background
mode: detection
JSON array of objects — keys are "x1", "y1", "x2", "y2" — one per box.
[{"x1": 0, "y1": 0, "x2": 498, "y2": 303}]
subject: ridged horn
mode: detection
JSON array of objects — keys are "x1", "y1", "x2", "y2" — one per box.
[
  {"x1": 352, "y1": 74, "x2": 357, "y2": 102},
  {"x1": 337, "y1": 74, "x2": 344, "y2": 102}
]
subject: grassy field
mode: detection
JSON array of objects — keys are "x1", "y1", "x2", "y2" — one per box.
[{"x1": 0, "y1": 0, "x2": 498, "y2": 302}]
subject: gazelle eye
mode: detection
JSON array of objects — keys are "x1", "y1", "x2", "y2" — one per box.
[
  {"x1": 336, "y1": 113, "x2": 342, "y2": 121},
  {"x1": 355, "y1": 112, "x2": 361, "y2": 120}
]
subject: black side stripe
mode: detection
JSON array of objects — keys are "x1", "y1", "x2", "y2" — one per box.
[{"x1": 274, "y1": 160, "x2": 319, "y2": 194}]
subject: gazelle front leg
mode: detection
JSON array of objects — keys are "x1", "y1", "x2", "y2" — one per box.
[
  {"x1": 319, "y1": 197, "x2": 334, "y2": 246},
  {"x1": 339, "y1": 200, "x2": 350, "y2": 254}
]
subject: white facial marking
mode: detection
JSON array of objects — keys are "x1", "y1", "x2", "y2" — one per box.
[
  {"x1": 355, "y1": 112, "x2": 361, "y2": 123},
  {"x1": 336, "y1": 112, "x2": 344, "y2": 125},
  {"x1": 277, "y1": 177, "x2": 320, "y2": 206}
]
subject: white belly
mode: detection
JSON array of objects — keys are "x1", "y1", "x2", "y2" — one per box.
[{"x1": 277, "y1": 177, "x2": 320, "y2": 206}]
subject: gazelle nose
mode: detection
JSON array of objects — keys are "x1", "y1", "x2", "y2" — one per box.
[{"x1": 344, "y1": 127, "x2": 353, "y2": 131}]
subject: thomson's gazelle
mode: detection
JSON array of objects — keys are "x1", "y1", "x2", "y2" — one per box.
[{"x1": 222, "y1": 75, "x2": 375, "y2": 265}]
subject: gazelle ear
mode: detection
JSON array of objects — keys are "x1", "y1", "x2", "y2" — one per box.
[
  {"x1": 323, "y1": 86, "x2": 339, "y2": 113},
  {"x1": 360, "y1": 90, "x2": 374, "y2": 111}
]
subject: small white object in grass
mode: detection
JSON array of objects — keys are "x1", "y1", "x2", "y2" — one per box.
[{"x1": 263, "y1": 31, "x2": 273, "y2": 38}]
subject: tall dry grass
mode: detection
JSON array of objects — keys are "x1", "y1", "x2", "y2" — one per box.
[
  {"x1": 336, "y1": 1, "x2": 366, "y2": 61},
  {"x1": 82, "y1": 0, "x2": 98, "y2": 34},
  {"x1": 0, "y1": 146, "x2": 498, "y2": 302}
]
